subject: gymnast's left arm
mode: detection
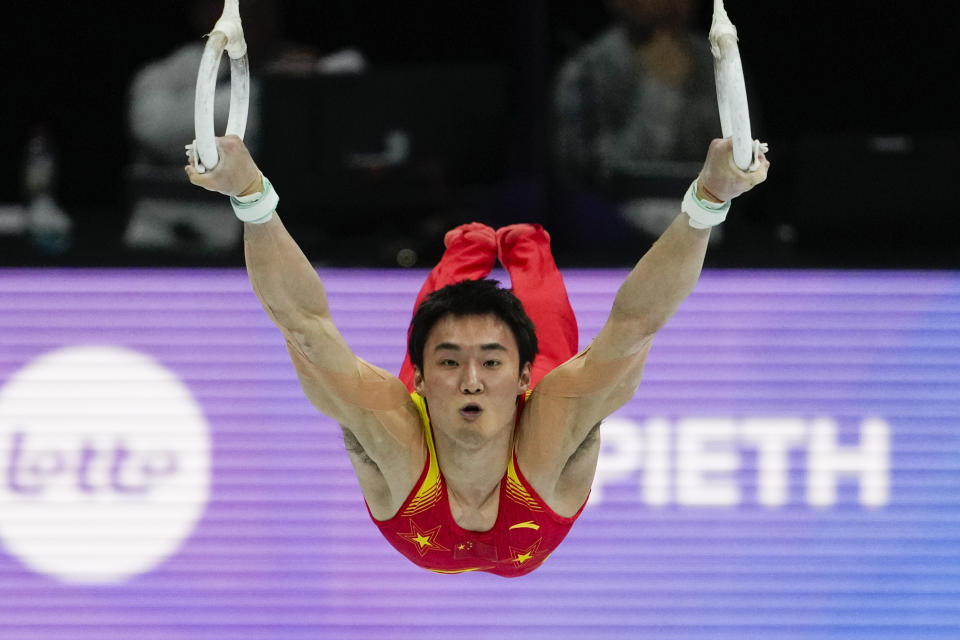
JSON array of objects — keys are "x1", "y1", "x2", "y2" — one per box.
[{"x1": 546, "y1": 137, "x2": 770, "y2": 428}]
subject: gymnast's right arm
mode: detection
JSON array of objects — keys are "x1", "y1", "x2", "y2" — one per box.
[{"x1": 185, "y1": 135, "x2": 417, "y2": 440}]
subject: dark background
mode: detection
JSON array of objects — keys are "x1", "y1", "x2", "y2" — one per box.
[{"x1": 2, "y1": 1, "x2": 957, "y2": 268}]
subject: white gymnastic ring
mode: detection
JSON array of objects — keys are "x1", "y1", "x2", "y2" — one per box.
[
  {"x1": 193, "y1": 2, "x2": 249, "y2": 172},
  {"x1": 713, "y1": 35, "x2": 753, "y2": 171},
  {"x1": 710, "y1": 0, "x2": 759, "y2": 172}
]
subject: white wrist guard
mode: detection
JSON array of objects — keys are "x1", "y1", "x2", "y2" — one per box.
[
  {"x1": 683, "y1": 179, "x2": 730, "y2": 229},
  {"x1": 230, "y1": 174, "x2": 279, "y2": 224}
]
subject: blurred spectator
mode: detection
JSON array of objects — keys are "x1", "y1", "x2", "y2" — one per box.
[
  {"x1": 551, "y1": 0, "x2": 721, "y2": 253},
  {"x1": 0, "y1": 125, "x2": 74, "y2": 264},
  {"x1": 23, "y1": 125, "x2": 74, "y2": 256},
  {"x1": 123, "y1": 0, "x2": 362, "y2": 259}
]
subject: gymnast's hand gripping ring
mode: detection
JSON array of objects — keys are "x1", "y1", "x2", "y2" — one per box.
[
  {"x1": 192, "y1": 0, "x2": 250, "y2": 173},
  {"x1": 710, "y1": 0, "x2": 767, "y2": 172}
]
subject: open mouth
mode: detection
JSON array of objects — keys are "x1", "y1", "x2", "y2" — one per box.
[{"x1": 459, "y1": 404, "x2": 483, "y2": 420}]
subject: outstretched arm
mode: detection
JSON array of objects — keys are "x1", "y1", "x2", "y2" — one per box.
[
  {"x1": 589, "y1": 137, "x2": 768, "y2": 364},
  {"x1": 185, "y1": 136, "x2": 413, "y2": 426},
  {"x1": 185, "y1": 136, "x2": 422, "y2": 517},
  {"x1": 523, "y1": 137, "x2": 769, "y2": 496}
]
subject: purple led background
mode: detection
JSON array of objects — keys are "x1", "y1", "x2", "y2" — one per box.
[{"x1": 0, "y1": 268, "x2": 958, "y2": 640}]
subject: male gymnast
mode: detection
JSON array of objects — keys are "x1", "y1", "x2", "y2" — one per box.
[{"x1": 186, "y1": 134, "x2": 768, "y2": 576}]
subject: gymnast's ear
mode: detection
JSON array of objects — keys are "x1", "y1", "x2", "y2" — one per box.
[
  {"x1": 413, "y1": 366, "x2": 425, "y2": 395},
  {"x1": 517, "y1": 362, "x2": 531, "y2": 393}
]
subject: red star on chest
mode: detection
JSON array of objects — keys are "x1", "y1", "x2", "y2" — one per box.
[
  {"x1": 509, "y1": 537, "x2": 545, "y2": 568},
  {"x1": 397, "y1": 520, "x2": 450, "y2": 557}
]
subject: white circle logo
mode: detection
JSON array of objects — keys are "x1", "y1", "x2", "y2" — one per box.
[{"x1": 0, "y1": 346, "x2": 211, "y2": 584}]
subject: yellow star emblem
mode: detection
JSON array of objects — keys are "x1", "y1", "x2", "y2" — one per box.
[
  {"x1": 509, "y1": 537, "x2": 543, "y2": 568},
  {"x1": 397, "y1": 520, "x2": 450, "y2": 557}
]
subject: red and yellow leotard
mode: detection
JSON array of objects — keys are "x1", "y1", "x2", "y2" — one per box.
[{"x1": 367, "y1": 393, "x2": 587, "y2": 577}]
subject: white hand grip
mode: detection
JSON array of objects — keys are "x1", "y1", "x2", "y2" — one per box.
[
  {"x1": 710, "y1": 0, "x2": 765, "y2": 172},
  {"x1": 193, "y1": 0, "x2": 250, "y2": 172}
]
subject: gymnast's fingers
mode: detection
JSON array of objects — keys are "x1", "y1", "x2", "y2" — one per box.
[{"x1": 184, "y1": 135, "x2": 261, "y2": 196}]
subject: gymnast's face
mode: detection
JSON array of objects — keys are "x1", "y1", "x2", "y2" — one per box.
[{"x1": 414, "y1": 314, "x2": 531, "y2": 446}]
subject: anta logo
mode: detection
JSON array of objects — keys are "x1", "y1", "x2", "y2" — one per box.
[{"x1": 509, "y1": 520, "x2": 540, "y2": 531}]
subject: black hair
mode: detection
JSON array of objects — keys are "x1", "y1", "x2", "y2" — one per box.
[{"x1": 407, "y1": 279, "x2": 538, "y2": 374}]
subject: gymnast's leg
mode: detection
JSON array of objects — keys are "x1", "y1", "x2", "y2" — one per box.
[
  {"x1": 496, "y1": 224, "x2": 578, "y2": 388},
  {"x1": 398, "y1": 223, "x2": 497, "y2": 390}
]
